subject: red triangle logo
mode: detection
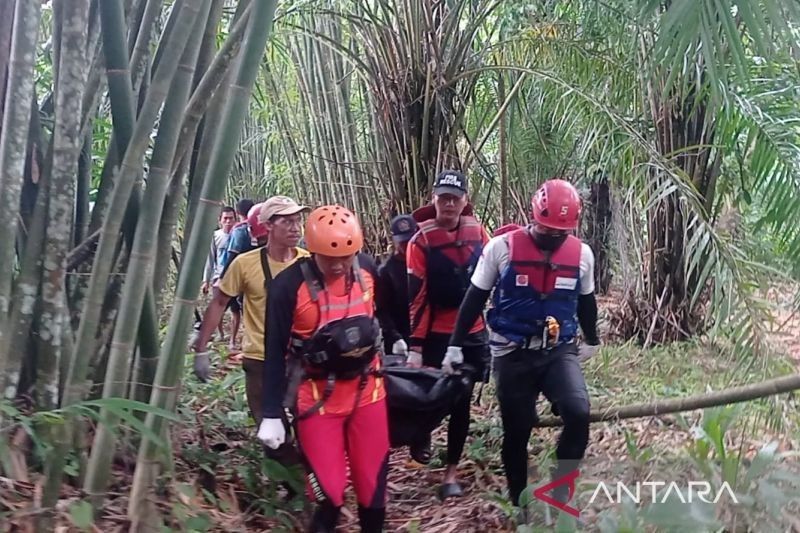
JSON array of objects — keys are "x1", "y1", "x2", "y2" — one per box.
[{"x1": 532, "y1": 469, "x2": 580, "y2": 517}]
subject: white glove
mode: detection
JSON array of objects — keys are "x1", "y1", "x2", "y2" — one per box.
[
  {"x1": 391, "y1": 339, "x2": 408, "y2": 356},
  {"x1": 442, "y1": 346, "x2": 464, "y2": 374},
  {"x1": 406, "y1": 350, "x2": 423, "y2": 368},
  {"x1": 578, "y1": 343, "x2": 600, "y2": 363},
  {"x1": 257, "y1": 418, "x2": 286, "y2": 449}
]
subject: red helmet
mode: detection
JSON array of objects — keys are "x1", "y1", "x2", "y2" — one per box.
[
  {"x1": 247, "y1": 203, "x2": 269, "y2": 239},
  {"x1": 531, "y1": 179, "x2": 581, "y2": 230},
  {"x1": 493, "y1": 223, "x2": 522, "y2": 237}
]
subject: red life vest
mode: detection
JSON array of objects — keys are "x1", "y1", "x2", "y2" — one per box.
[
  {"x1": 508, "y1": 231, "x2": 582, "y2": 293},
  {"x1": 418, "y1": 216, "x2": 484, "y2": 309}
]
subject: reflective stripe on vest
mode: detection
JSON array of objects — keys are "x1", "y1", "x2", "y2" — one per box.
[{"x1": 299, "y1": 257, "x2": 373, "y2": 334}]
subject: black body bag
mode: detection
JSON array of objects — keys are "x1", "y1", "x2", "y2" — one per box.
[{"x1": 381, "y1": 354, "x2": 475, "y2": 448}]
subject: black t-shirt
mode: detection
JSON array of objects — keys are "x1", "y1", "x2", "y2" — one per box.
[{"x1": 376, "y1": 254, "x2": 410, "y2": 350}]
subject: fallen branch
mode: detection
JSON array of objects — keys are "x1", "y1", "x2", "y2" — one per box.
[
  {"x1": 66, "y1": 229, "x2": 101, "y2": 271},
  {"x1": 535, "y1": 372, "x2": 800, "y2": 427}
]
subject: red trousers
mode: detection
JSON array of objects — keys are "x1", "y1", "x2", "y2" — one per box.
[{"x1": 297, "y1": 397, "x2": 389, "y2": 508}]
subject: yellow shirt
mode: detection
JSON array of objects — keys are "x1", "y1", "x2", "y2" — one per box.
[{"x1": 219, "y1": 246, "x2": 310, "y2": 360}]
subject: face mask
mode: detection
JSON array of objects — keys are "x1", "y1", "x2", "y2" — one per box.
[{"x1": 532, "y1": 230, "x2": 568, "y2": 251}]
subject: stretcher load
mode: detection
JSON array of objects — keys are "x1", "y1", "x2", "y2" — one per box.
[{"x1": 381, "y1": 354, "x2": 475, "y2": 448}]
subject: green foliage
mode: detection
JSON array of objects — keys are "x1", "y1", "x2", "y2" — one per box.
[
  {"x1": 593, "y1": 405, "x2": 800, "y2": 531},
  {"x1": 68, "y1": 500, "x2": 94, "y2": 531},
  {"x1": 176, "y1": 356, "x2": 305, "y2": 527},
  {"x1": 0, "y1": 397, "x2": 180, "y2": 473}
]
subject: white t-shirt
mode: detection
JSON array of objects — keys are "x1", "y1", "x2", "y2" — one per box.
[{"x1": 471, "y1": 230, "x2": 595, "y2": 357}]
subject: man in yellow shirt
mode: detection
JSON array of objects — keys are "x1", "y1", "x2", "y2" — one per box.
[{"x1": 192, "y1": 195, "x2": 310, "y2": 427}]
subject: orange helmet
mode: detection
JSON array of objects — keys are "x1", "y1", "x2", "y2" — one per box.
[{"x1": 305, "y1": 205, "x2": 364, "y2": 257}]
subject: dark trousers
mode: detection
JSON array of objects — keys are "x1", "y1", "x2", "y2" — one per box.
[
  {"x1": 493, "y1": 343, "x2": 590, "y2": 506},
  {"x1": 242, "y1": 358, "x2": 300, "y2": 467},
  {"x1": 421, "y1": 333, "x2": 487, "y2": 466}
]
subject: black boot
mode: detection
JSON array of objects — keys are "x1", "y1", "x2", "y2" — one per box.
[
  {"x1": 308, "y1": 501, "x2": 341, "y2": 533},
  {"x1": 358, "y1": 506, "x2": 385, "y2": 533},
  {"x1": 550, "y1": 459, "x2": 580, "y2": 503}
]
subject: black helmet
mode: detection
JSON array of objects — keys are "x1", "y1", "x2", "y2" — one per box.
[{"x1": 382, "y1": 356, "x2": 475, "y2": 448}]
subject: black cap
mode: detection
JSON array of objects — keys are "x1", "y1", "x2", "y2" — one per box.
[
  {"x1": 390, "y1": 214, "x2": 418, "y2": 242},
  {"x1": 433, "y1": 170, "x2": 468, "y2": 197}
]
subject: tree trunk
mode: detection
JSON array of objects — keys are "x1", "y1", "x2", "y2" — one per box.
[
  {"x1": 0, "y1": 0, "x2": 42, "y2": 334},
  {"x1": 586, "y1": 174, "x2": 613, "y2": 294},
  {"x1": 536, "y1": 372, "x2": 800, "y2": 427},
  {"x1": 0, "y1": 0, "x2": 16, "y2": 129},
  {"x1": 39, "y1": 0, "x2": 92, "y2": 521}
]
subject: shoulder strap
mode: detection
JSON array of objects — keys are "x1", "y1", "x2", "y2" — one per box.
[
  {"x1": 260, "y1": 247, "x2": 273, "y2": 289},
  {"x1": 352, "y1": 255, "x2": 368, "y2": 293},
  {"x1": 300, "y1": 259, "x2": 321, "y2": 302}
]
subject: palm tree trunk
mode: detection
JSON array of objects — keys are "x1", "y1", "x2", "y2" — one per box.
[
  {"x1": 497, "y1": 72, "x2": 508, "y2": 223},
  {"x1": 128, "y1": 1, "x2": 280, "y2": 523}
]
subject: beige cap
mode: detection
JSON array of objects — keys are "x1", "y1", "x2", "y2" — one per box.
[{"x1": 259, "y1": 195, "x2": 310, "y2": 223}]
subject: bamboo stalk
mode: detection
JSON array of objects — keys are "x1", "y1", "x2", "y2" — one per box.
[
  {"x1": 99, "y1": 0, "x2": 137, "y2": 154},
  {"x1": 130, "y1": 284, "x2": 161, "y2": 403},
  {"x1": 150, "y1": 0, "x2": 183, "y2": 76},
  {"x1": 130, "y1": 0, "x2": 165, "y2": 93},
  {"x1": 183, "y1": 71, "x2": 231, "y2": 248},
  {"x1": 37, "y1": 0, "x2": 91, "y2": 409},
  {"x1": 0, "y1": 1, "x2": 14, "y2": 125},
  {"x1": 497, "y1": 72, "x2": 508, "y2": 222},
  {"x1": 128, "y1": 0, "x2": 280, "y2": 522},
  {"x1": 74, "y1": 132, "x2": 92, "y2": 247},
  {"x1": 153, "y1": 156, "x2": 189, "y2": 307},
  {"x1": 89, "y1": 0, "x2": 164, "y2": 229},
  {"x1": 0, "y1": 0, "x2": 43, "y2": 335},
  {"x1": 83, "y1": 0, "x2": 212, "y2": 509},
  {"x1": 67, "y1": 0, "x2": 203, "y2": 410},
  {"x1": 172, "y1": 1, "x2": 252, "y2": 189}
]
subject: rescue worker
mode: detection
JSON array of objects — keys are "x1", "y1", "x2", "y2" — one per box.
[
  {"x1": 258, "y1": 205, "x2": 389, "y2": 533},
  {"x1": 447, "y1": 179, "x2": 600, "y2": 518},
  {"x1": 406, "y1": 170, "x2": 490, "y2": 499},
  {"x1": 192, "y1": 196, "x2": 311, "y2": 471},
  {"x1": 220, "y1": 198, "x2": 257, "y2": 275},
  {"x1": 376, "y1": 214, "x2": 418, "y2": 356}
]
